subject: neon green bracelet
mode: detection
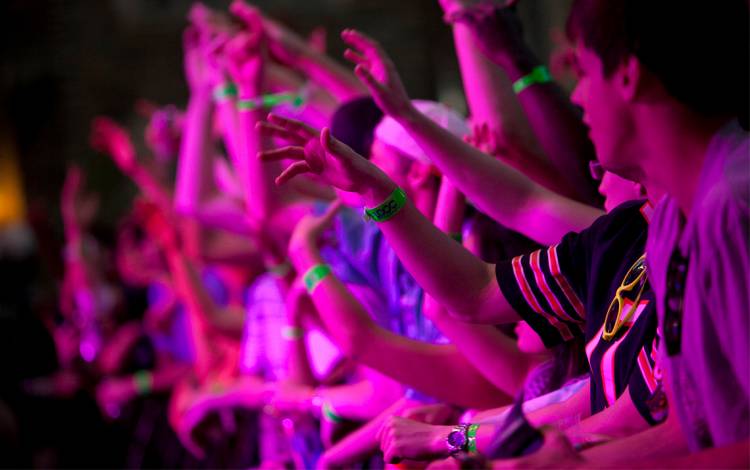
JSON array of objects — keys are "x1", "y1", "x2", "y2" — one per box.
[
  {"x1": 281, "y1": 325, "x2": 304, "y2": 341},
  {"x1": 237, "y1": 92, "x2": 305, "y2": 111},
  {"x1": 512, "y1": 65, "x2": 552, "y2": 95},
  {"x1": 213, "y1": 82, "x2": 238, "y2": 102},
  {"x1": 363, "y1": 187, "x2": 407, "y2": 222},
  {"x1": 133, "y1": 370, "x2": 153, "y2": 395},
  {"x1": 322, "y1": 401, "x2": 343, "y2": 423},
  {"x1": 467, "y1": 424, "x2": 480, "y2": 454},
  {"x1": 303, "y1": 264, "x2": 332, "y2": 293}
]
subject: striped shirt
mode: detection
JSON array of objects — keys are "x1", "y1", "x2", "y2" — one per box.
[{"x1": 496, "y1": 200, "x2": 663, "y2": 423}]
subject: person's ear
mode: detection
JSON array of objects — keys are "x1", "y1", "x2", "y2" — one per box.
[{"x1": 616, "y1": 55, "x2": 643, "y2": 103}]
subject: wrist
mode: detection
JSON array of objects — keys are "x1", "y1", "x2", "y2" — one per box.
[
  {"x1": 500, "y1": 48, "x2": 541, "y2": 82},
  {"x1": 361, "y1": 172, "x2": 399, "y2": 210},
  {"x1": 288, "y1": 242, "x2": 324, "y2": 272},
  {"x1": 432, "y1": 425, "x2": 455, "y2": 456}
]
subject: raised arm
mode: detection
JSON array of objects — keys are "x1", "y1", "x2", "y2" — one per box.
[
  {"x1": 443, "y1": 7, "x2": 581, "y2": 199},
  {"x1": 259, "y1": 114, "x2": 514, "y2": 325},
  {"x1": 340, "y1": 29, "x2": 603, "y2": 246},
  {"x1": 445, "y1": 1, "x2": 601, "y2": 205},
  {"x1": 281, "y1": 203, "x2": 509, "y2": 408},
  {"x1": 90, "y1": 117, "x2": 172, "y2": 211}
]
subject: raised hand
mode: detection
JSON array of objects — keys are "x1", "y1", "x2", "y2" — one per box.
[
  {"x1": 340, "y1": 29, "x2": 415, "y2": 120},
  {"x1": 444, "y1": 1, "x2": 526, "y2": 69},
  {"x1": 257, "y1": 113, "x2": 391, "y2": 194},
  {"x1": 90, "y1": 117, "x2": 138, "y2": 174},
  {"x1": 225, "y1": 0, "x2": 265, "y2": 92}
]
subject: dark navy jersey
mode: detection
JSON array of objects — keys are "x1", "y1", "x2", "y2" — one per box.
[{"x1": 496, "y1": 200, "x2": 663, "y2": 424}]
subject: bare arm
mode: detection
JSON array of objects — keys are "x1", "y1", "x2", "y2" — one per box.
[
  {"x1": 259, "y1": 115, "x2": 516, "y2": 325},
  {"x1": 281, "y1": 202, "x2": 510, "y2": 408},
  {"x1": 341, "y1": 29, "x2": 603, "y2": 246},
  {"x1": 446, "y1": 3, "x2": 600, "y2": 205}
]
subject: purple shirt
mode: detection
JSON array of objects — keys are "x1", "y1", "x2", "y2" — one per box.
[{"x1": 647, "y1": 121, "x2": 750, "y2": 450}]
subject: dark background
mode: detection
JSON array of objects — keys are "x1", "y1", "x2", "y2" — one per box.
[{"x1": 0, "y1": 0, "x2": 571, "y2": 229}]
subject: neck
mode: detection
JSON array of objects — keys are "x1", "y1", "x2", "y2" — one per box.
[{"x1": 635, "y1": 104, "x2": 728, "y2": 216}]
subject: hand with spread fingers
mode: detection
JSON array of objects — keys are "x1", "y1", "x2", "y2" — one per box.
[
  {"x1": 224, "y1": 3, "x2": 266, "y2": 94},
  {"x1": 340, "y1": 29, "x2": 416, "y2": 121},
  {"x1": 257, "y1": 113, "x2": 394, "y2": 196}
]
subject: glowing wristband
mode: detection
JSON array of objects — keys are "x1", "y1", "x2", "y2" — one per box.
[
  {"x1": 281, "y1": 325, "x2": 304, "y2": 341},
  {"x1": 467, "y1": 424, "x2": 479, "y2": 454},
  {"x1": 303, "y1": 264, "x2": 332, "y2": 294},
  {"x1": 237, "y1": 92, "x2": 305, "y2": 111},
  {"x1": 512, "y1": 66, "x2": 552, "y2": 95},
  {"x1": 322, "y1": 401, "x2": 343, "y2": 423},
  {"x1": 133, "y1": 370, "x2": 153, "y2": 395},
  {"x1": 363, "y1": 187, "x2": 407, "y2": 222},
  {"x1": 213, "y1": 82, "x2": 238, "y2": 102}
]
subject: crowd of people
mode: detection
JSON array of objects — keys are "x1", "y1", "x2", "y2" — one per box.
[{"x1": 4, "y1": 0, "x2": 748, "y2": 467}]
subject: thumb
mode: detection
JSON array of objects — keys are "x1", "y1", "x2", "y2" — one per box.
[
  {"x1": 320, "y1": 127, "x2": 361, "y2": 161},
  {"x1": 318, "y1": 199, "x2": 343, "y2": 227}
]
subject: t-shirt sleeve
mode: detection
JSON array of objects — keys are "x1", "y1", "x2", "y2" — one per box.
[
  {"x1": 496, "y1": 230, "x2": 589, "y2": 348},
  {"x1": 698, "y1": 190, "x2": 750, "y2": 395}
]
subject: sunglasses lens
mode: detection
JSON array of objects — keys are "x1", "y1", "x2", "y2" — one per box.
[{"x1": 604, "y1": 298, "x2": 620, "y2": 331}]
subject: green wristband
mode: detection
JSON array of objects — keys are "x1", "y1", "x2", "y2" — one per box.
[
  {"x1": 237, "y1": 92, "x2": 305, "y2": 111},
  {"x1": 512, "y1": 65, "x2": 552, "y2": 95},
  {"x1": 133, "y1": 370, "x2": 153, "y2": 395},
  {"x1": 303, "y1": 264, "x2": 332, "y2": 293},
  {"x1": 322, "y1": 401, "x2": 343, "y2": 423},
  {"x1": 363, "y1": 187, "x2": 407, "y2": 222},
  {"x1": 450, "y1": 232, "x2": 462, "y2": 243},
  {"x1": 213, "y1": 82, "x2": 238, "y2": 102},
  {"x1": 467, "y1": 424, "x2": 479, "y2": 454},
  {"x1": 281, "y1": 325, "x2": 304, "y2": 341}
]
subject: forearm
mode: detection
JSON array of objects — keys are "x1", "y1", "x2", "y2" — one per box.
[
  {"x1": 335, "y1": 174, "x2": 506, "y2": 326},
  {"x1": 319, "y1": 373, "x2": 402, "y2": 421},
  {"x1": 563, "y1": 389, "x2": 650, "y2": 448},
  {"x1": 580, "y1": 415, "x2": 688, "y2": 464},
  {"x1": 321, "y1": 397, "x2": 411, "y2": 467},
  {"x1": 395, "y1": 109, "x2": 599, "y2": 245},
  {"x1": 174, "y1": 89, "x2": 215, "y2": 214},
  {"x1": 236, "y1": 95, "x2": 283, "y2": 223},
  {"x1": 494, "y1": 48, "x2": 600, "y2": 205},
  {"x1": 451, "y1": 25, "x2": 576, "y2": 198},
  {"x1": 294, "y1": 246, "x2": 509, "y2": 408},
  {"x1": 429, "y1": 310, "x2": 535, "y2": 397},
  {"x1": 433, "y1": 179, "x2": 466, "y2": 235},
  {"x1": 127, "y1": 164, "x2": 173, "y2": 210}
]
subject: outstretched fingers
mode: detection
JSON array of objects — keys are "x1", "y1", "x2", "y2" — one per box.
[
  {"x1": 257, "y1": 146, "x2": 307, "y2": 162},
  {"x1": 276, "y1": 160, "x2": 313, "y2": 185},
  {"x1": 256, "y1": 121, "x2": 302, "y2": 145},
  {"x1": 267, "y1": 113, "x2": 319, "y2": 141}
]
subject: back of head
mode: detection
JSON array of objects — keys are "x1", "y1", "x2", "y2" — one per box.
[
  {"x1": 329, "y1": 96, "x2": 384, "y2": 158},
  {"x1": 567, "y1": 0, "x2": 749, "y2": 127}
]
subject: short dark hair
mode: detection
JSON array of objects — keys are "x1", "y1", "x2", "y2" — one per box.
[
  {"x1": 329, "y1": 96, "x2": 383, "y2": 159},
  {"x1": 567, "y1": 0, "x2": 749, "y2": 123}
]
